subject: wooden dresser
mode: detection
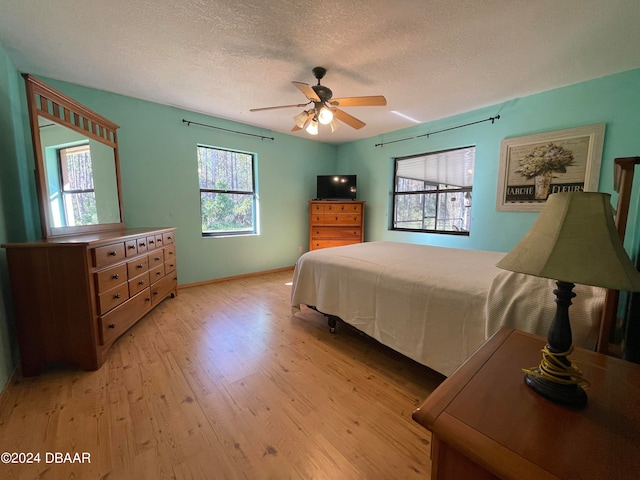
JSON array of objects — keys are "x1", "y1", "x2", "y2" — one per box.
[
  {"x1": 308, "y1": 200, "x2": 365, "y2": 250},
  {"x1": 412, "y1": 328, "x2": 640, "y2": 480},
  {"x1": 2, "y1": 227, "x2": 177, "y2": 376}
]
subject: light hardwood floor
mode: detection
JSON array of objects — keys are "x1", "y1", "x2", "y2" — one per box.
[{"x1": 0, "y1": 270, "x2": 444, "y2": 479}]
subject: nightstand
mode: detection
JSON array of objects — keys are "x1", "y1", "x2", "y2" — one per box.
[{"x1": 412, "y1": 328, "x2": 640, "y2": 480}]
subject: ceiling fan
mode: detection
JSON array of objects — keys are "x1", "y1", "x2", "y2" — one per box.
[{"x1": 250, "y1": 66, "x2": 387, "y2": 135}]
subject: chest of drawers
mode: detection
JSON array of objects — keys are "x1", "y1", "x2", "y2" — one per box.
[
  {"x1": 2, "y1": 227, "x2": 178, "y2": 375},
  {"x1": 309, "y1": 200, "x2": 365, "y2": 250}
]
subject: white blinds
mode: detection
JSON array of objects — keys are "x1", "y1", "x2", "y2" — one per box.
[{"x1": 396, "y1": 146, "x2": 475, "y2": 187}]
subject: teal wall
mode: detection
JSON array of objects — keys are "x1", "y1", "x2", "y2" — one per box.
[
  {"x1": 0, "y1": 41, "x2": 37, "y2": 391},
  {"x1": 42, "y1": 78, "x2": 338, "y2": 285},
  {"x1": 337, "y1": 69, "x2": 640, "y2": 259}
]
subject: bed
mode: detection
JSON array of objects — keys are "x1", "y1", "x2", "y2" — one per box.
[
  {"x1": 291, "y1": 241, "x2": 604, "y2": 376},
  {"x1": 291, "y1": 157, "x2": 638, "y2": 376}
]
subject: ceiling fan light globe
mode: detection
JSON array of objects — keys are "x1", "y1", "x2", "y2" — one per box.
[
  {"x1": 318, "y1": 107, "x2": 334, "y2": 125},
  {"x1": 330, "y1": 118, "x2": 341, "y2": 133},
  {"x1": 294, "y1": 110, "x2": 309, "y2": 128},
  {"x1": 306, "y1": 119, "x2": 319, "y2": 135}
]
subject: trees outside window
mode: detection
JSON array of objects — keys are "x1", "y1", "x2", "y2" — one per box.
[
  {"x1": 197, "y1": 146, "x2": 257, "y2": 236},
  {"x1": 59, "y1": 144, "x2": 97, "y2": 226}
]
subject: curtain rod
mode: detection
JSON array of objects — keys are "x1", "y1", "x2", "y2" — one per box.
[
  {"x1": 182, "y1": 119, "x2": 275, "y2": 141},
  {"x1": 374, "y1": 114, "x2": 501, "y2": 147}
]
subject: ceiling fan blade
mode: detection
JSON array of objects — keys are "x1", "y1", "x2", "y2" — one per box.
[
  {"x1": 292, "y1": 81, "x2": 321, "y2": 102},
  {"x1": 250, "y1": 103, "x2": 309, "y2": 112},
  {"x1": 329, "y1": 95, "x2": 387, "y2": 107},
  {"x1": 332, "y1": 108, "x2": 366, "y2": 130}
]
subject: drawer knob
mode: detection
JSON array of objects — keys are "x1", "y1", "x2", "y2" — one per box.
[
  {"x1": 169, "y1": 264, "x2": 174, "y2": 268},
  {"x1": 108, "y1": 323, "x2": 116, "y2": 329},
  {"x1": 149, "y1": 240, "x2": 155, "y2": 244},
  {"x1": 128, "y1": 245, "x2": 136, "y2": 250},
  {"x1": 167, "y1": 236, "x2": 172, "y2": 240},
  {"x1": 139, "y1": 242, "x2": 146, "y2": 247},
  {"x1": 109, "y1": 251, "x2": 117, "y2": 256},
  {"x1": 155, "y1": 257, "x2": 161, "y2": 261},
  {"x1": 153, "y1": 291, "x2": 158, "y2": 296},
  {"x1": 114, "y1": 293, "x2": 121, "y2": 299},
  {"x1": 138, "y1": 280, "x2": 145, "y2": 285},
  {"x1": 112, "y1": 273, "x2": 119, "y2": 279},
  {"x1": 156, "y1": 272, "x2": 161, "y2": 276},
  {"x1": 137, "y1": 264, "x2": 143, "y2": 269}
]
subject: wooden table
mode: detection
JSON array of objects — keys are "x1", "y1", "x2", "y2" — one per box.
[{"x1": 412, "y1": 328, "x2": 640, "y2": 480}]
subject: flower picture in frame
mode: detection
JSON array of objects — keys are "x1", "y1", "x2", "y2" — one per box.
[{"x1": 496, "y1": 124, "x2": 605, "y2": 211}]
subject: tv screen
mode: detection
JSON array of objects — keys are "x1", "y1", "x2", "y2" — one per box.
[{"x1": 316, "y1": 175, "x2": 357, "y2": 200}]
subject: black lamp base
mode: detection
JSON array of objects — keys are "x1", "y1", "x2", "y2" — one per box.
[
  {"x1": 524, "y1": 372, "x2": 587, "y2": 408},
  {"x1": 522, "y1": 280, "x2": 588, "y2": 408}
]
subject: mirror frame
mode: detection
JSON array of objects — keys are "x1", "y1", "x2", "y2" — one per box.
[{"x1": 23, "y1": 74, "x2": 125, "y2": 238}]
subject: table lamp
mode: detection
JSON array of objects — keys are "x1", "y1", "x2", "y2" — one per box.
[{"x1": 496, "y1": 191, "x2": 640, "y2": 407}]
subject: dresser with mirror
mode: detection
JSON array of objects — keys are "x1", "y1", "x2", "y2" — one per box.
[{"x1": 1, "y1": 75, "x2": 177, "y2": 376}]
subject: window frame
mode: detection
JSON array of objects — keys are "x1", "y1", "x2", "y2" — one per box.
[
  {"x1": 197, "y1": 145, "x2": 258, "y2": 238},
  {"x1": 391, "y1": 146, "x2": 475, "y2": 236}
]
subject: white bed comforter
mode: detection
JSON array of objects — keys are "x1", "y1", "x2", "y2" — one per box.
[{"x1": 290, "y1": 241, "x2": 605, "y2": 376}]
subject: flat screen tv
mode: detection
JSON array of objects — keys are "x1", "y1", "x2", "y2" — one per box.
[{"x1": 316, "y1": 175, "x2": 357, "y2": 200}]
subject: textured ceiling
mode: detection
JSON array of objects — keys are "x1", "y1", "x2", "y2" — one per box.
[{"x1": 1, "y1": 0, "x2": 639, "y2": 144}]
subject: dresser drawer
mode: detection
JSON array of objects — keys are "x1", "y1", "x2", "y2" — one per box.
[
  {"x1": 151, "y1": 274, "x2": 176, "y2": 306},
  {"x1": 311, "y1": 227, "x2": 361, "y2": 239},
  {"x1": 136, "y1": 236, "x2": 148, "y2": 253},
  {"x1": 124, "y1": 240, "x2": 138, "y2": 257},
  {"x1": 95, "y1": 264, "x2": 128, "y2": 293},
  {"x1": 311, "y1": 213, "x2": 361, "y2": 226},
  {"x1": 165, "y1": 259, "x2": 176, "y2": 275},
  {"x1": 311, "y1": 202, "x2": 362, "y2": 213},
  {"x1": 162, "y1": 231, "x2": 175, "y2": 245},
  {"x1": 164, "y1": 254, "x2": 176, "y2": 275},
  {"x1": 97, "y1": 283, "x2": 129, "y2": 314},
  {"x1": 147, "y1": 235, "x2": 159, "y2": 250},
  {"x1": 99, "y1": 289, "x2": 152, "y2": 345},
  {"x1": 128, "y1": 271, "x2": 150, "y2": 296},
  {"x1": 149, "y1": 263, "x2": 165, "y2": 284},
  {"x1": 325, "y1": 202, "x2": 362, "y2": 214},
  {"x1": 127, "y1": 256, "x2": 149, "y2": 277},
  {"x1": 149, "y1": 249, "x2": 165, "y2": 268},
  {"x1": 93, "y1": 242, "x2": 126, "y2": 268},
  {"x1": 310, "y1": 239, "x2": 361, "y2": 250}
]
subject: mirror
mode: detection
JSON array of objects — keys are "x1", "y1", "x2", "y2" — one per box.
[
  {"x1": 23, "y1": 74, "x2": 124, "y2": 238},
  {"x1": 38, "y1": 117, "x2": 121, "y2": 229}
]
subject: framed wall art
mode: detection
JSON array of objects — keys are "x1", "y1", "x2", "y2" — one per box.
[{"x1": 496, "y1": 124, "x2": 605, "y2": 212}]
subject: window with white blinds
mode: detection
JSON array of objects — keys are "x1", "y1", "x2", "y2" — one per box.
[{"x1": 392, "y1": 146, "x2": 475, "y2": 234}]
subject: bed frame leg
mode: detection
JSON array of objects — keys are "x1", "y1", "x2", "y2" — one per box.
[{"x1": 327, "y1": 315, "x2": 338, "y2": 333}]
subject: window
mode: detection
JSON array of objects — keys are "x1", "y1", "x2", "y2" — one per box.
[
  {"x1": 392, "y1": 146, "x2": 475, "y2": 235},
  {"x1": 198, "y1": 145, "x2": 257, "y2": 236},
  {"x1": 58, "y1": 144, "x2": 97, "y2": 226}
]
